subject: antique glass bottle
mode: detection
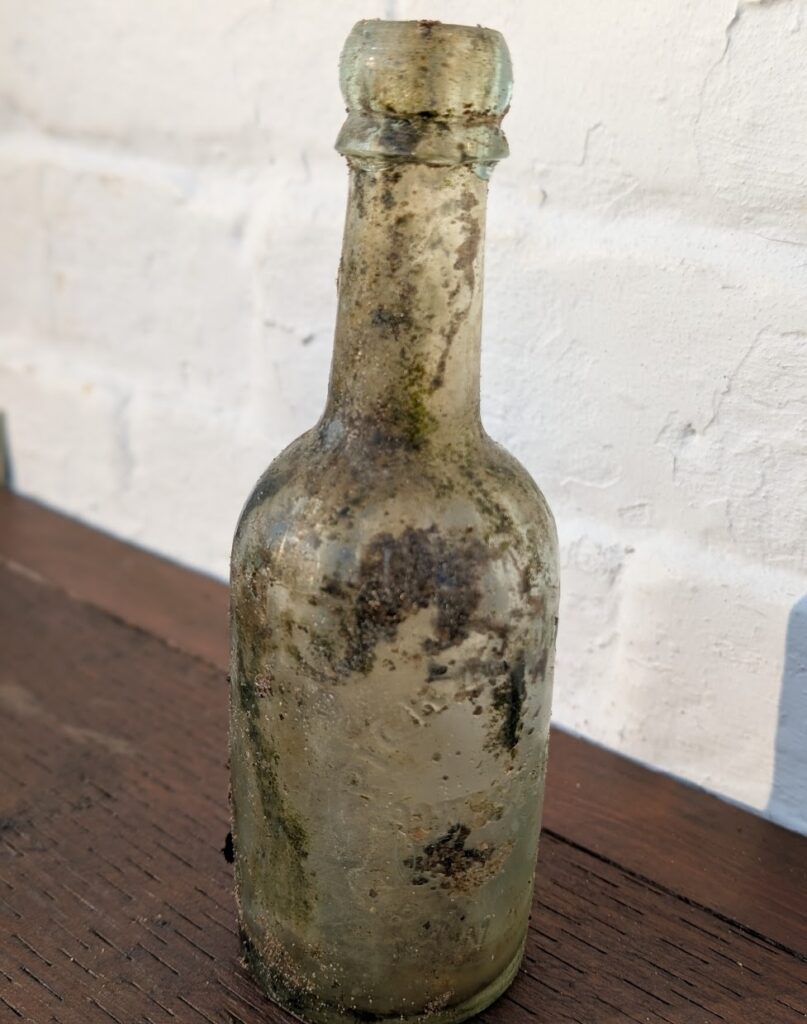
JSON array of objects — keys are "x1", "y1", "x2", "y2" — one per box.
[{"x1": 230, "y1": 20, "x2": 559, "y2": 1024}]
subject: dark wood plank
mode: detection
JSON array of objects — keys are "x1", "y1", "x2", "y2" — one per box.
[
  {"x1": 1, "y1": 563, "x2": 805, "y2": 1023},
  {"x1": 2, "y1": 491, "x2": 807, "y2": 953},
  {"x1": 543, "y1": 730, "x2": 807, "y2": 956},
  {"x1": 0, "y1": 489, "x2": 228, "y2": 669}
]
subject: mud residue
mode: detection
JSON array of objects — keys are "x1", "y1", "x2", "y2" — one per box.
[
  {"x1": 238, "y1": 709, "x2": 311, "y2": 923},
  {"x1": 395, "y1": 352, "x2": 435, "y2": 448},
  {"x1": 453, "y1": 190, "x2": 481, "y2": 292},
  {"x1": 454, "y1": 456, "x2": 516, "y2": 539},
  {"x1": 243, "y1": 923, "x2": 464, "y2": 1023},
  {"x1": 430, "y1": 308, "x2": 468, "y2": 391},
  {"x1": 330, "y1": 525, "x2": 488, "y2": 675},
  {"x1": 371, "y1": 306, "x2": 413, "y2": 337},
  {"x1": 404, "y1": 823, "x2": 493, "y2": 890},
  {"x1": 231, "y1": 588, "x2": 313, "y2": 925},
  {"x1": 491, "y1": 654, "x2": 526, "y2": 752},
  {"x1": 222, "y1": 831, "x2": 235, "y2": 864},
  {"x1": 240, "y1": 926, "x2": 316, "y2": 1016},
  {"x1": 430, "y1": 189, "x2": 481, "y2": 392},
  {"x1": 230, "y1": 564, "x2": 277, "y2": 685},
  {"x1": 351, "y1": 163, "x2": 368, "y2": 218}
]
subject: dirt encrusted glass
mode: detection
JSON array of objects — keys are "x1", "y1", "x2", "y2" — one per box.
[{"x1": 230, "y1": 19, "x2": 559, "y2": 1024}]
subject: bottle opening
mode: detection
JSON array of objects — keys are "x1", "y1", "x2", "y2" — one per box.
[{"x1": 335, "y1": 19, "x2": 513, "y2": 172}]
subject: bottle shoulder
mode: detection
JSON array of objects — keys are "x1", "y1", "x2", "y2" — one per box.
[
  {"x1": 232, "y1": 425, "x2": 558, "y2": 594},
  {"x1": 476, "y1": 432, "x2": 557, "y2": 545}
]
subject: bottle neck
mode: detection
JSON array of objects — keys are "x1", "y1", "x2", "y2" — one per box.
[{"x1": 323, "y1": 159, "x2": 488, "y2": 449}]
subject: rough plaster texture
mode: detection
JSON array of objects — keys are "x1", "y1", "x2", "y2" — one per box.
[{"x1": 0, "y1": 0, "x2": 805, "y2": 833}]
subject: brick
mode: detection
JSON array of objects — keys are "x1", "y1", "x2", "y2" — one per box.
[
  {"x1": 481, "y1": 209, "x2": 807, "y2": 575},
  {"x1": 696, "y1": 0, "x2": 807, "y2": 241},
  {"x1": 552, "y1": 523, "x2": 626, "y2": 732},
  {"x1": 125, "y1": 394, "x2": 279, "y2": 579},
  {"x1": 0, "y1": 163, "x2": 47, "y2": 338},
  {"x1": 0, "y1": 358, "x2": 136, "y2": 534},
  {"x1": 0, "y1": 156, "x2": 254, "y2": 404},
  {"x1": 601, "y1": 537, "x2": 806, "y2": 823},
  {"x1": 0, "y1": 0, "x2": 390, "y2": 161}
]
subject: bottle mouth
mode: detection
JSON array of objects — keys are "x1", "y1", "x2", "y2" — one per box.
[{"x1": 335, "y1": 19, "x2": 513, "y2": 173}]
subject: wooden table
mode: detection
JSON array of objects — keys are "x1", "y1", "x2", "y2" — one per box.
[{"x1": 1, "y1": 490, "x2": 805, "y2": 1023}]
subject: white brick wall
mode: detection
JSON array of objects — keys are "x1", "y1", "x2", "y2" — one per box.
[{"x1": 1, "y1": 0, "x2": 805, "y2": 833}]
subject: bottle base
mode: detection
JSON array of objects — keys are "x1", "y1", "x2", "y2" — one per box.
[{"x1": 241, "y1": 928, "x2": 526, "y2": 1024}]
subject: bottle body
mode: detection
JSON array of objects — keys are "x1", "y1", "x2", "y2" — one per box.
[
  {"x1": 229, "y1": 18, "x2": 559, "y2": 1024},
  {"x1": 231, "y1": 428, "x2": 558, "y2": 1023}
]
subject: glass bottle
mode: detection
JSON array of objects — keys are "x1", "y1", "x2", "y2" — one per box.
[{"x1": 230, "y1": 19, "x2": 559, "y2": 1024}]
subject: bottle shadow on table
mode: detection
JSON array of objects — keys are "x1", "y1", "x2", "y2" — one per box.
[{"x1": 767, "y1": 593, "x2": 807, "y2": 834}]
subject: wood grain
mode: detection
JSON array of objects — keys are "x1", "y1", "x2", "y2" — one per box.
[
  {"x1": 0, "y1": 490, "x2": 228, "y2": 669},
  {"x1": 1, "y1": 561, "x2": 805, "y2": 1023},
  {"x1": 543, "y1": 730, "x2": 807, "y2": 955},
  {"x1": 1, "y1": 491, "x2": 806, "y2": 954}
]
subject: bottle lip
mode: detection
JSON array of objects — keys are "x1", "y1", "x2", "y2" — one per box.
[{"x1": 335, "y1": 19, "x2": 512, "y2": 172}]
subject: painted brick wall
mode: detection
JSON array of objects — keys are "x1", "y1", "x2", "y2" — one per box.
[{"x1": 1, "y1": 0, "x2": 805, "y2": 833}]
